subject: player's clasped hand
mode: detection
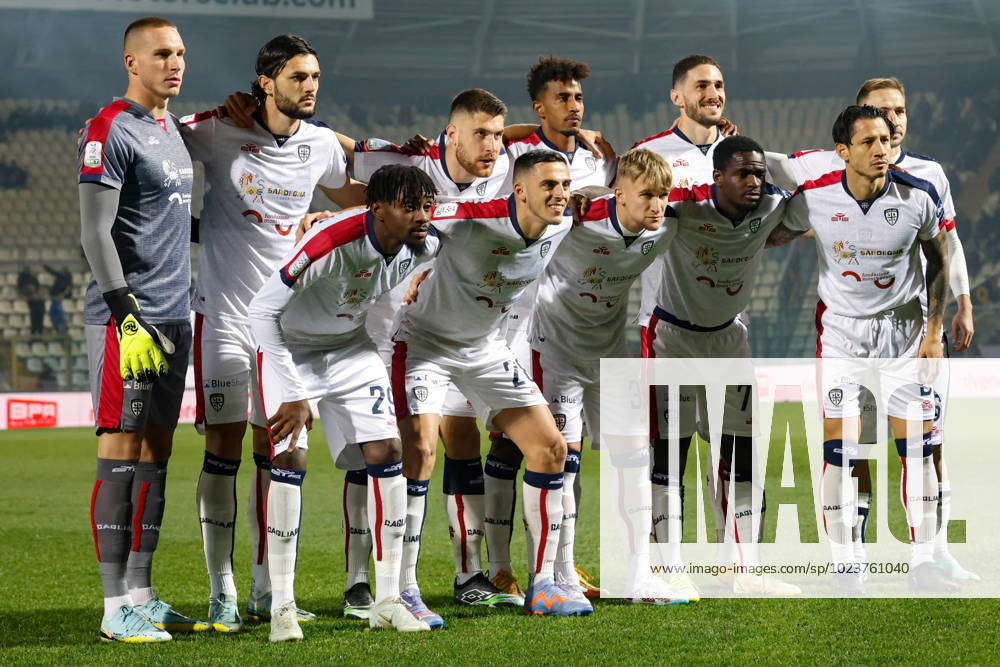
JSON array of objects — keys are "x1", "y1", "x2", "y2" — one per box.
[
  {"x1": 103, "y1": 288, "x2": 176, "y2": 381},
  {"x1": 267, "y1": 399, "x2": 313, "y2": 449}
]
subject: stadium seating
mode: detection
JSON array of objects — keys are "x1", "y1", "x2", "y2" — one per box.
[{"x1": 0, "y1": 92, "x2": 996, "y2": 389}]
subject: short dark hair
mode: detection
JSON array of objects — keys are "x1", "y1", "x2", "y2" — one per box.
[
  {"x1": 365, "y1": 165, "x2": 437, "y2": 209},
  {"x1": 526, "y1": 56, "x2": 591, "y2": 101},
  {"x1": 672, "y1": 54, "x2": 720, "y2": 88},
  {"x1": 512, "y1": 150, "x2": 567, "y2": 183},
  {"x1": 832, "y1": 105, "x2": 896, "y2": 146},
  {"x1": 856, "y1": 77, "x2": 905, "y2": 105},
  {"x1": 713, "y1": 135, "x2": 765, "y2": 172},
  {"x1": 124, "y1": 16, "x2": 176, "y2": 48},
  {"x1": 449, "y1": 88, "x2": 507, "y2": 120},
  {"x1": 252, "y1": 34, "x2": 318, "y2": 102}
]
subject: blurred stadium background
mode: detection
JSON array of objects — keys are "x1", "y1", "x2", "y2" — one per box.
[{"x1": 1, "y1": 0, "x2": 999, "y2": 393}]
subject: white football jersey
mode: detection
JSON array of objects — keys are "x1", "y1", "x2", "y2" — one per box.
[
  {"x1": 629, "y1": 127, "x2": 724, "y2": 325},
  {"x1": 248, "y1": 208, "x2": 438, "y2": 398},
  {"x1": 398, "y1": 197, "x2": 572, "y2": 347},
  {"x1": 180, "y1": 110, "x2": 349, "y2": 322},
  {"x1": 784, "y1": 169, "x2": 943, "y2": 318},
  {"x1": 783, "y1": 148, "x2": 956, "y2": 225},
  {"x1": 353, "y1": 133, "x2": 511, "y2": 201},
  {"x1": 503, "y1": 129, "x2": 615, "y2": 337},
  {"x1": 354, "y1": 133, "x2": 512, "y2": 355},
  {"x1": 532, "y1": 194, "x2": 675, "y2": 359},
  {"x1": 657, "y1": 184, "x2": 788, "y2": 328}
]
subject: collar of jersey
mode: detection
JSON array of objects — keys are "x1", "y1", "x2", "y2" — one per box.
[
  {"x1": 534, "y1": 128, "x2": 576, "y2": 162},
  {"x1": 607, "y1": 196, "x2": 640, "y2": 240},
  {"x1": 507, "y1": 194, "x2": 537, "y2": 246},
  {"x1": 437, "y1": 130, "x2": 474, "y2": 191},
  {"x1": 364, "y1": 211, "x2": 396, "y2": 261},
  {"x1": 253, "y1": 109, "x2": 297, "y2": 146},
  {"x1": 840, "y1": 170, "x2": 892, "y2": 214},
  {"x1": 672, "y1": 125, "x2": 719, "y2": 150},
  {"x1": 116, "y1": 96, "x2": 170, "y2": 129}
]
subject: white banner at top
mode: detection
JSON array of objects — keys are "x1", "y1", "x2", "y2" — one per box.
[{"x1": 0, "y1": 0, "x2": 374, "y2": 20}]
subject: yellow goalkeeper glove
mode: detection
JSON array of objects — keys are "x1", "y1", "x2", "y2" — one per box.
[{"x1": 103, "y1": 288, "x2": 175, "y2": 381}]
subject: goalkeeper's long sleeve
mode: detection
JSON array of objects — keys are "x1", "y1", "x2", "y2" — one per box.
[{"x1": 79, "y1": 182, "x2": 127, "y2": 293}]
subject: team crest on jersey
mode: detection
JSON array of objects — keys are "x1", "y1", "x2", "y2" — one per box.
[
  {"x1": 748, "y1": 218, "x2": 761, "y2": 233},
  {"x1": 476, "y1": 181, "x2": 488, "y2": 197},
  {"x1": 554, "y1": 414, "x2": 567, "y2": 431},
  {"x1": 412, "y1": 386, "x2": 428, "y2": 402},
  {"x1": 883, "y1": 208, "x2": 898, "y2": 225},
  {"x1": 298, "y1": 144, "x2": 311, "y2": 163},
  {"x1": 585, "y1": 156, "x2": 596, "y2": 172},
  {"x1": 209, "y1": 393, "x2": 225, "y2": 411},
  {"x1": 641, "y1": 240, "x2": 655, "y2": 255},
  {"x1": 827, "y1": 388, "x2": 843, "y2": 407},
  {"x1": 130, "y1": 399, "x2": 144, "y2": 417},
  {"x1": 831, "y1": 240, "x2": 859, "y2": 265},
  {"x1": 398, "y1": 258, "x2": 412, "y2": 277},
  {"x1": 83, "y1": 141, "x2": 102, "y2": 167},
  {"x1": 539, "y1": 240, "x2": 552, "y2": 257}
]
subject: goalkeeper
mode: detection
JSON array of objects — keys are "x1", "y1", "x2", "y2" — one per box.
[{"x1": 78, "y1": 16, "x2": 205, "y2": 642}]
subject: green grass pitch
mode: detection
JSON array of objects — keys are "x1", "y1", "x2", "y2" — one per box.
[{"x1": 1, "y1": 423, "x2": 997, "y2": 663}]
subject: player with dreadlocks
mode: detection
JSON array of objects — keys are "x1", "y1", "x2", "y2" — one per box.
[{"x1": 247, "y1": 164, "x2": 440, "y2": 640}]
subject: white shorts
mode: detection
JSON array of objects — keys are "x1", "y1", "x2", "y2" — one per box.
[
  {"x1": 258, "y1": 336, "x2": 399, "y2": 468},
  {"x1": 531, "y1": 338, "x2": 624, "y2": 448},
  {"x1": 391, "y1": 333, "x2": 546, "y2": 431},
  {"x1": 816, "y1": 299, "x2": 932, "y2": 422},
  {"x1": 194, "y1": 312, "x2": 264, "y2": 428},
  {"x1": 646, "y1": 309, "x2": 754, "y2": 439}
]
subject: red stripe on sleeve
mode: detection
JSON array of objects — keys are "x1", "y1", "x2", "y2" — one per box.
[
  {"x1": 789, "y1": 149, "x2": 823, "y2": 158},
  {"x1": 80, "y1": 100, "x2": 130, "y2": 177},
  {"x1": 793, "y1": 170, "x2": 844, "y2": 197},
  {"x1": 580, "y1": 196, "x2": 611, "y2": 223},
  {"x1": 181, "y1": 108, "x2": 220, "y2": 126},
  {"x1": 279, "y1": 211, "x2": 367, "y2": 285},
  {"x1": 630, "y1": 128, "x2": 675, "y2": 150},
  {"x1": 668, "y1": 183, "x2": 712, "y2": 203},
  {"x1": 455, "y1": 198, "x2": 510, "y2": 220}
]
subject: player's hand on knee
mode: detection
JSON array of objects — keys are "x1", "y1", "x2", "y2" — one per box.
[
  {"x1": 223, "y1": 91, "x2": 257, "y2": 128},
  {"x1": 399, "y1": 134, "x2": 434, "y2": 155},
  {"x1": 268, "y1": 399, "x2": 313, "y2": 448},
  {"x1": 296, "y1": 210, "x2": 335, "y2": 242}
]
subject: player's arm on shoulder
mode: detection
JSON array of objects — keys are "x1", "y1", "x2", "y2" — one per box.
[
  {"x1": 336, "y1": 132, "x2": 357, "y2": 170},
  {"x1": 222, "y1": 91, "x2": 257, "y2": 129},
  {"x1": 765, "y1": 223, "x2": 806, "y2": 248},
  {"x1": 318, "y1": 179, "x2": 367, "y2": 210},
  {"x1": 765, "y1": 151, "x2": 800, "y2": 192}
]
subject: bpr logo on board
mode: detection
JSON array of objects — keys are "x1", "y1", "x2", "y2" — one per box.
[{"x1": 7, "y1": 399, "x2": 57, "y2": 429}]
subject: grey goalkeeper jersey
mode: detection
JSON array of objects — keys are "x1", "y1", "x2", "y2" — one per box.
[{"x1": 79, "y1": 97, "x2": 193, "y2": 324}]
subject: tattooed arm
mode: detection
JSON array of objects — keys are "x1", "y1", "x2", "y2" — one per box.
[
  {"x1": 765, "y1": 223, "x2": 806, "y2": 248},
  {"x1": 918, "y1": 232, "x2": 949, "y2": 358}
]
